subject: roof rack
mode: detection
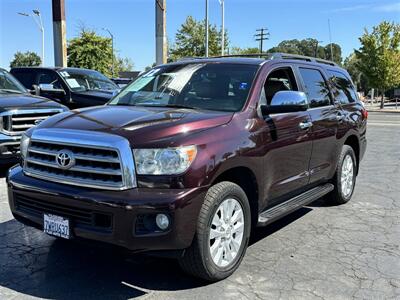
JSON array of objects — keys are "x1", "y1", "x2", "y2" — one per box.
[{"x1": 209, "y1": 52, "x2": 337, "y2": 66}]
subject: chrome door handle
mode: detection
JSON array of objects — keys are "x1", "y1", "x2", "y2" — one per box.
[
  {"x1": 299, "y1": 121, "x2": 313, "y2": 130},
  {"x1": 336, "y1": 114, "x2": 344, "y2": 121}
]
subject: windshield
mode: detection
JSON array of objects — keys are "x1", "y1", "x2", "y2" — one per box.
[
  {"x1": 58, "y1": 69, "x2": 118, "y2": 92},
  {"x1": 0, "y1": 69, "x2": 27, "y2": 94},
  {"x1": 108, "y1": 63, "x2": 259, "y2": 112}
]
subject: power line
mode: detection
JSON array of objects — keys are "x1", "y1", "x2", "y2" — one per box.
[{"x1": 255, "y1": 28, "x2": 269, "y2": 53}]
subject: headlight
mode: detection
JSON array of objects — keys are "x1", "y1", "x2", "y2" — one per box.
[
  {"x1": 133, "y1": 145, "x2": 197, "y2": 175},
  {"x1": 20, "y1": 133, "x2": 31, "y2": 159}
]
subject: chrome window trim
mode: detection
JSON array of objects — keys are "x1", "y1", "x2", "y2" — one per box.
[
  {"x1": 0, "y1": 108, "x2": 65, "y2": 136},
  {"x1": 24, "y1": 128, "x2": 137, "y2": 190}
]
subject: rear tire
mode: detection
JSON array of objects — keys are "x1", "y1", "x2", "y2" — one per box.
[
  {"x1": 178, "y1": 181, "x2": 251, "y2": 282},
  {"x1": 326, "y1": 145, "x2": 357, "y2": 205}
]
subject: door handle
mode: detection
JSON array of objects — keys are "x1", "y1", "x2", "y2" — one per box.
[
  {"x1": 299, "y1": 121, "x2": 313, "y2": 130},
  {"x1": 336, "y1": 114, "x2": 344, "y2": 122}
]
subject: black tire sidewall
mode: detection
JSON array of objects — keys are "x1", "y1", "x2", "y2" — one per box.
[
  {"x1": 336, "y1": 146, "x2": 357, "y2": 203},
  {"x1": 199, "y1": 183, "x2": 251, "y2": 280}
]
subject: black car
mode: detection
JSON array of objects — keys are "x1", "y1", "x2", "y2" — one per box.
[
  {"x1": 10, "y1": 67, "x2": 119, "y2": 108},
  {"x1": 0, "y1": 68, "x2": 68, "y2": 164}
]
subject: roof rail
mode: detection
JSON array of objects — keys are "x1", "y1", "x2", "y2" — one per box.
[
  {"x1": 269, "y1": 53, "x2": 337, "y2": 66},
  {"x1": 177, "y1": 52, "x2": 338, "y2": 66}
]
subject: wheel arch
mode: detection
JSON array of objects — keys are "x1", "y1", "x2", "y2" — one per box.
[
  {"x1": 343, "y1": 134, "x2": 360, "y2": 174},
  {"x1": 211, "y1": 166, "x2": 259, "y2": 228}
]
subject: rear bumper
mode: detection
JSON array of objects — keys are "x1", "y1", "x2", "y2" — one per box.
[{"x1": 7, "y1": 166, "x2": 207, "y2": 252}]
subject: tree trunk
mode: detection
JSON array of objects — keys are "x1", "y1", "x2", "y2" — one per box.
[{"x1": 380, "y1": 92, "x2": 384, "y2": 109}]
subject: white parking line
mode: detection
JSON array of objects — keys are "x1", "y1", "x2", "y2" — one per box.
[{"x1": 368, "y1": 122, "x2": 400, "y2": 126}]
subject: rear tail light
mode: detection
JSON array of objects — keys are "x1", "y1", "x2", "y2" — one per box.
[{"x1": 361, "y1": 108, "x2": 368, "y2": 120}]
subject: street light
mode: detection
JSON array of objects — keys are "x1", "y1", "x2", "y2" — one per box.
[
  {"x1": 102, "y1": 28, "x2": 115, "y2": 78},
  {"x1": 18, "y1": 10, "x2": 44, "y2": 66},
  {"x1": 218, "y1": 0, "x2": 225, "y2": 56}
]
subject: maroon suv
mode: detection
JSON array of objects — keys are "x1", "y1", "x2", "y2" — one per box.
[{"x1": 7, "y1": 53, "x2": 367, "y2": 281}]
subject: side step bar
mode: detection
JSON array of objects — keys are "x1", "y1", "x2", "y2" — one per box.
[{"x1": 257, "y1": 183, "x2": 334, "y2": 226}]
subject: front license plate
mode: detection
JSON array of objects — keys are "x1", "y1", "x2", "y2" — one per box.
[{"x1": 43, "y1": 214, "x2": 70, "y2": 239}]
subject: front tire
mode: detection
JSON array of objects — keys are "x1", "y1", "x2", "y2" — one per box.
[
  {"x1": 179, "y1": 181, "x2": 251, "y2": 282},
  {"x1": 326, "y1": 145, "x2": 357, "y2": 205}
]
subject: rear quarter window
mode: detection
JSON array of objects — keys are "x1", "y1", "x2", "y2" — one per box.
[{"x1": 328, "y1": 70, "x2": 358, "y2": 104}]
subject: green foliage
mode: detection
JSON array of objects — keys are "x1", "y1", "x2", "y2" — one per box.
[
  {"x1": 230, "y1": 47, "x2": 260, "y2": 55},
  {"x1": 169, "y1": 16, "x2": 229, "y2": 61},
  {"x1": 344, "y1": 53, "x2": 369, "y2": 93},
  {"x1": 67, "y1": 29, "x2": 134, "y2": 77},
  {"x1": 355, "y1": 21, "x2": 400, "y2": 106},
  {"x1": 10, "y1": 51, "x2": 41, "y2": 68},
  {"x1": 267, "y1": 39, "x2": 342, "y2": 64},
  {"x1": 68, "y1": 30, "x2": 113, "y2": 76},
  {"x1": 115, "y1": 57, "x2": 134, "y2": 72}
]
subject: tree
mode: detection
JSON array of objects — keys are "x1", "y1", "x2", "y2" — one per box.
[
  {"x1": 231, "y1": 47, "x2": 260, "y2": 55},
  {"x1": 344, "y1": 53, "x2": 369, "y2": 94},
  {"x1": 356, "y1": 21, "x2": 400, "y2": 108},
  {"x1": 169, "y1": 16, "x2": 229, "y2": 61},
  {"x1": 10, "y1": 51, "x2": 41, "y2": 68},
  {"x1": 115, "y1": 57, "x2": 134, "y2": 72},
  {"x1": 67, "y1": 29, "x2": 113, "y2": 77},
  {"x1": 267, "y1": 39, "x2": 343, "y2": 64},
  {"x1": 324, "y1": 43, "x2": 342, "y2": 65}
]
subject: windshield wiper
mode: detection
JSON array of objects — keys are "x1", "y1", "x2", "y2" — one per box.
[{"x1": 0, "y1": 89, "x2": 24, "y2": 94}]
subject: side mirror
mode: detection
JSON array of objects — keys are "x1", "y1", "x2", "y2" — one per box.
[
  {"x1": 261, "y1": 91, "x2": 308, "y2": 115},
  {"x1": 38, "y1": 83, "x2": 65, "y2": 96}
]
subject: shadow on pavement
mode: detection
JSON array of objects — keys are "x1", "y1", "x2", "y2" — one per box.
[
  {"x1": 0, "y1": 207, "x2": 313, "y2": 299},
  {"x1": 0, "y1": 163, "x2": 17, "y2": 178}
]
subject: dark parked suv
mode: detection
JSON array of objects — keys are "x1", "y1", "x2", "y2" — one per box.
[
  {"x1": 10, "y1": 67, "x2": 119, "y2": 108},
  {"x1": 7, "y1": 53, "x2": 367, "y2": 281},
  {"x1": 0, "y1": 68, "x2": 67, "y2": 164}
]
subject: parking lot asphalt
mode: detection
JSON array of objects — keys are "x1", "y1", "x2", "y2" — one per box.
[{"x1": 0, "y1": 112, "x2": 399, "y2": 300}]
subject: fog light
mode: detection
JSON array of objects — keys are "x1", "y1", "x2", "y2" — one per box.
[{"x1": 155, "y1": 214, "x2": 170, "y2": 230}]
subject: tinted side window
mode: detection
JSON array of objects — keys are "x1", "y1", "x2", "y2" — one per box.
[
  {"x1": 328, "y1": 70, "x2": 358, "y2": 104},
  {"x1": 299, "y1": 68, "x2": 331, "y2": 108},
  {"x1": 11, "y1": 71, "x2": 36, "y2": 89},
  {"x1": 37, "y1": 72, "x2": 63, "y2": 89}
]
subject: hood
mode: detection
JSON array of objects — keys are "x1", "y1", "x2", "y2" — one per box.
[
  {"x1": 0, "y1": 93, "x2": 66, "y2": 111},
  {"x1": 37, "y1": 105, "x2": 233, "y2": 147}
]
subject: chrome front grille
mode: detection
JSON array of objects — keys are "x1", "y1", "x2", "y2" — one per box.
[
  {"x1": 1, "y1": 109, "x2": 64, "y2": 135},
  {"x1": 23, "y1": 129, "x2": 137, "y2": 190},
  {"x1": 9, "y1": 109, "x2": 63, "y2": 133}
]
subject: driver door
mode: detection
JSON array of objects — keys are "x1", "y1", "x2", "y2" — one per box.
[{"x1": 259, "y1": 65, "x2": 313, "y2": 206}]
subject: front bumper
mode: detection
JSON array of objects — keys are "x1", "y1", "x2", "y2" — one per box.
[
  {"x1": 7, "y1": 166, "x2": 207, "y2": 252},
  {"x1": 0, "y1": 132, "x2": 20, "y2": 162}
]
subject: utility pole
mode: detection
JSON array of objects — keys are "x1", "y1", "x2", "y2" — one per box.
[
  {"x1": 219, "y1": 0, "x2": 225, "y2": 56},
  {"x1": 328, "y1": 19, "x2": 334, "y2": 61},
  {"x1": 52, "y1": 0, "x2": 67, "y2": 67},
  {"x1": 205, "y1": 0, "x2": 209, "y2": 57},
  {"x1": 102, "y1": 28, "x2": 114, "y2": 77},
  {"x1": 18, "y1": 10, "x2": 45, "y2": 66},
  {"x1": 255, "y1": 28, "x2": 269, "y2": 53},
  {"x1": 155, "y1": 0, "x2": 167, "y2": 65}
]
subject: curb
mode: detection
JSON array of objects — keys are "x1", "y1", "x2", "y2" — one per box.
[{"x1": 366, "y1": 109, "x2": 400, "y2": 114}]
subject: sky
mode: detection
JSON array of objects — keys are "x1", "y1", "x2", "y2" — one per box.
[{"x1": 0, "y1": 0, "x2": 399, "y2": 71}]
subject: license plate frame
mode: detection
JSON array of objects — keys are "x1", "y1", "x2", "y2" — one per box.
[{"x1": 43, "y1": 213, "x2": 71, "y2": 239}]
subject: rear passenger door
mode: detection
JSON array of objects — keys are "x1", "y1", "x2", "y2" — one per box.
[{"x1": 296, "y1": 66, "x2": 341, "y2": 184}]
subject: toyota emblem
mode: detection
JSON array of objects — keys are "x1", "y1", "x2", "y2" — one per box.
[{"x1": 55, "y1": 149, "x2": 75, "y2": 170}]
